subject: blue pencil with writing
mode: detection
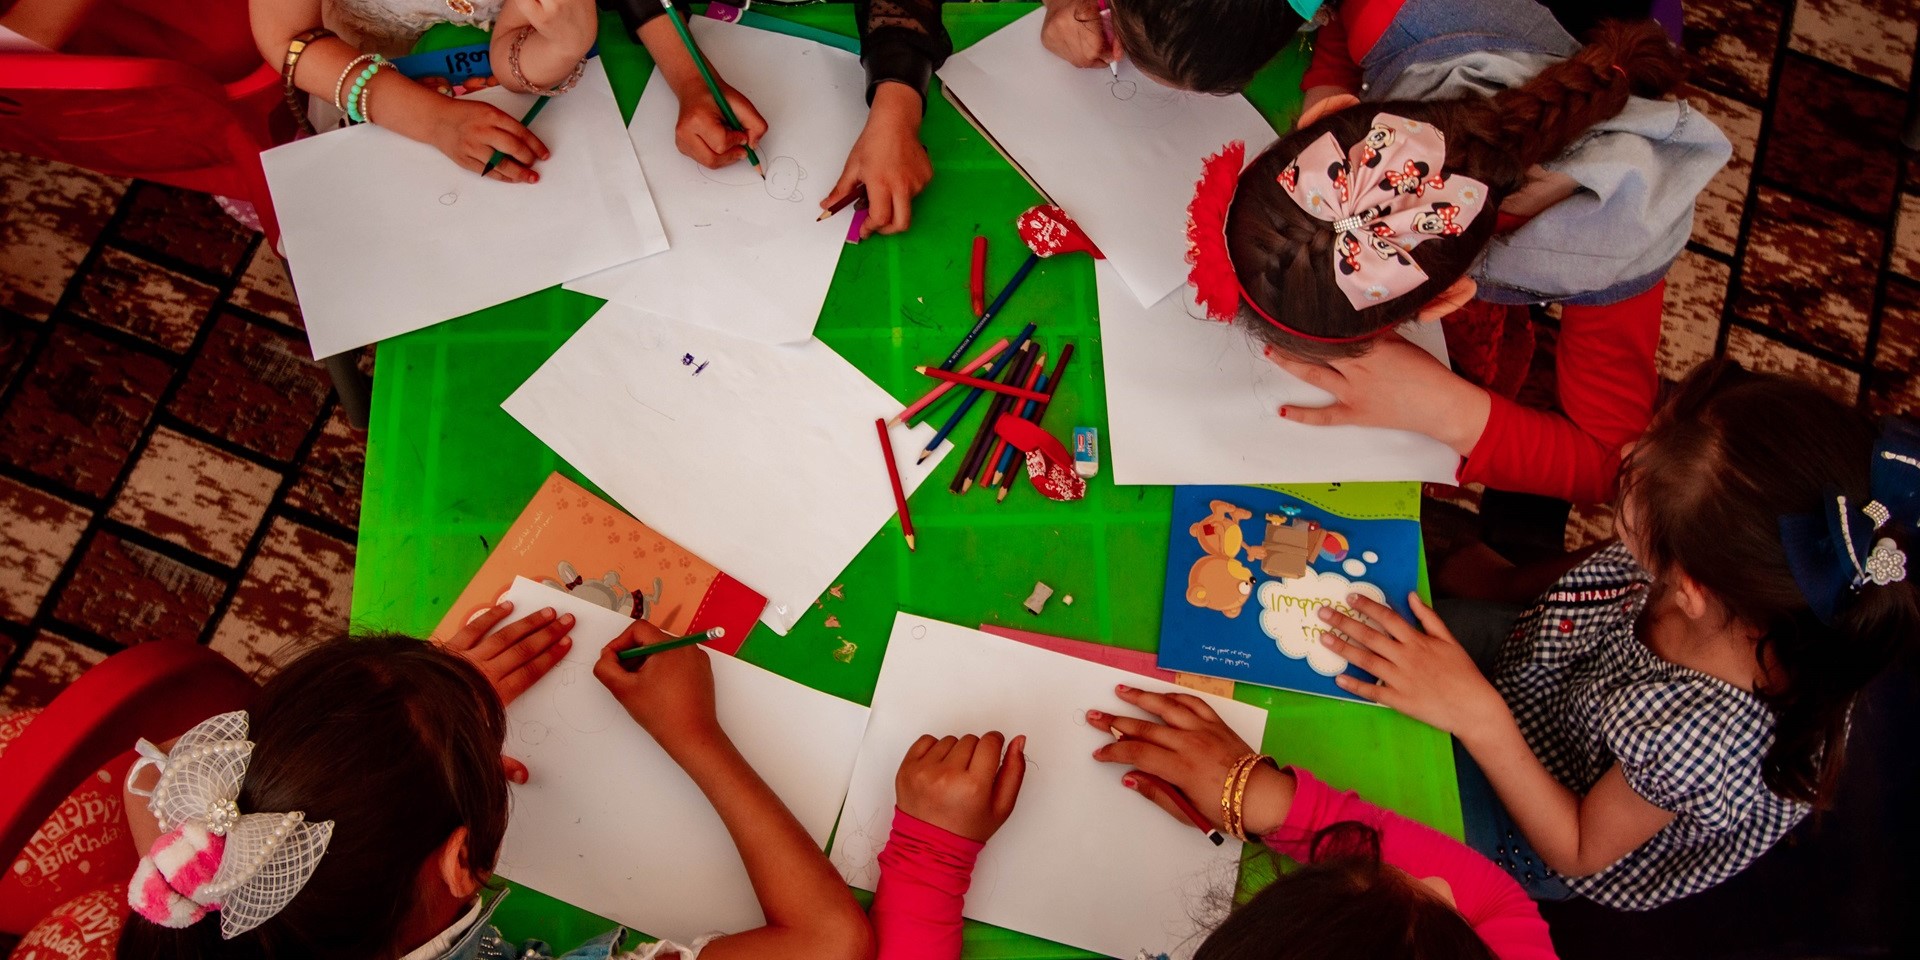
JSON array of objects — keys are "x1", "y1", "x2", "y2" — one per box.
[
  {"x1": 989, "y1": 370, "x2": 1049, "y2": 494},
  {"x1": 917, "y1": 322, "x2": 1037, "y2": 464}
]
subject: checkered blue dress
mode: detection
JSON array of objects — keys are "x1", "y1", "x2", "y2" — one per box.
[{"x1": 1490, "y1": 544, "x2": 1809, "y2": 909}]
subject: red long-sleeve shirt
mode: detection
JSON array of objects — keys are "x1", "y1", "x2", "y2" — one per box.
[{"x1": 1299, "y1": 0, "x2": 1405, "y2": 91}]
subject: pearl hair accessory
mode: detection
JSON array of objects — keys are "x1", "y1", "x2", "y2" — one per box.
[{"x1": 125, "y1": 711, "x2": 334, "y2": 938}]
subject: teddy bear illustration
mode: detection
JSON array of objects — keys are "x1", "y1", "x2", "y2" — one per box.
[
  {"x1": 1257, "y1": 514, "x2": 1323, "y2": 580},
  {"x1": 1185, "y1": 500, "x2": 1258, "y2": 618},
  {"x1": 541, "y1": 561, "x2": 664, "y2": 620}
]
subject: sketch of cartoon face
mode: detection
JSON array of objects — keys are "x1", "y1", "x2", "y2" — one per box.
[{"x1": 763, "y1": 156, "x2": 807, "y2": 202}]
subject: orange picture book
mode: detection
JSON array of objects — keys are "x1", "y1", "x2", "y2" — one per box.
[{"x1": 434, "y1": 473, "x2": 764, "y2": 653}]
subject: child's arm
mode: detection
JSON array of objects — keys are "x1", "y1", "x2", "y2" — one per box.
[
  {"x1": 491, "y1": 0, "x2": 598, "y2": 93},
  {"x1": 821, "y1": 0, "x2": 948, "y2": 238},
  {"x1": 1039, "y1": 0, "x2": 1110, "y2": 69},
  {"x1": 873, "y1": 732, "x2": 1027, "y2": 960},
  {"x1": 1299, "y1": 12, "x2": 1360, "y2": 102},
  {"x1": 250, "y1": 0, "x2": 550, "y2": 181},
  {"x1": 1319, "y1": 595, "x2": 1678, "y2": 879},
  {"x1": 604, "y1": 1, "x2": 768, "y2": 169},
  {"x1": 594, "y1": 623, "x2": 873, "y2": 960}
]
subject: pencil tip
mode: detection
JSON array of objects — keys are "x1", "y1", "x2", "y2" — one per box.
[
  {"x1": 960, "y1": 479, "x2": 973, "y2": 493},
  {"x1": 996, "y1": 487, "x2": 1010, "y2": 503},
  {"x1": 816, "y1": 210, "x2": 831, "y2": 221},
  {"x1": 916, "y1": 452, "x2": 931, "y2": 465},
  {"x1": 905, "y1": 534, "x2": 916, "y2": 551}
]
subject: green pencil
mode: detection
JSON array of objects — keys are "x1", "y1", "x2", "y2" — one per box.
[
  {"x1": 661, "y1": 4, "x2": 764, "y2": 177},
  {"x1": 616, "y1": 627, "x2": 727, "y2": 665},
  {"x1": 481, "y1": 94, "x2": 553, "y2": 178}
]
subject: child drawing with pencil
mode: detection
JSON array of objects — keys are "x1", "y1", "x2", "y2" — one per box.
[
  {"x1": 869, "y1": 719, "x2": 1553, "y2": 960},
  {"x1": 1184, "y1": 19, "x2": 1727, "y2": 505},
  {"x1": 112, "y1": 610, "x2": 873, "y2": 960},
  {"x1": 1040, "y1": 0, "x2": 1310, "y2": 95},
  {"x1": 1312, "y1": 361, "x2": 1920, "y2": 909}
]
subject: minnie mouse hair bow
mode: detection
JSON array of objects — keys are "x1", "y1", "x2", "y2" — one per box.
[
  {"x1": 125, "y1": 711, "x2": 334, "y2": 938},
  {"x1": 1280, "y1": 113, "x2": 1488, "y2": 310},
  {"x1": 1780, "y1": 419, "x2": 1920, "y2": 623}
]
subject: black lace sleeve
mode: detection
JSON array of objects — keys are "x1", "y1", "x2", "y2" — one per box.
[{"x1": 856, "y1": 0, "x2": 951, "y2": 107}]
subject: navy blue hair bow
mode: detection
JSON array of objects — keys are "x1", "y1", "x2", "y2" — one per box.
[{"x1": 1780, "y1": 418, "x2": 1920, "y2": 624}]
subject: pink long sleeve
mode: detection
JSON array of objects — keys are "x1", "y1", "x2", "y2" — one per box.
[
  {"x1": 871, "y1": 810, "x2": 983, "y2": 960},
  {"x1": 1262, "y1": 768, "x2": 1558, "y2": 960}
]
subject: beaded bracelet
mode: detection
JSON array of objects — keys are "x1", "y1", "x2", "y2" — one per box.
[
  {"x1": 280, "y1": 28, "x2": 335, "y2": 134},
  {"x1": 344, "y1": 56, "x2": 389, "y2": 124},
  {"x1": 355, "y1": 62, "x2": 388, "y2": 126},
  {"x1": 507, "y1": 25, "x2": 587, "y2": 96},
  {"x1": 333, "y1": 54, "x2": 376, "y2": 113}
]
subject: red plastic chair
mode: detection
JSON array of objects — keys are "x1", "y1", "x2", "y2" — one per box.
[{"x1": 0, "y1": 641, "x2": 256, "y2": 934}]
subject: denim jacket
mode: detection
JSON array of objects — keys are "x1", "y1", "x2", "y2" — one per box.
[
  {"x1": 1351, "y1": 0, "x2": 1731, "y2": 306},
  {"x1": 400, "y1": 889, "x2": 707, "y2": 960}
]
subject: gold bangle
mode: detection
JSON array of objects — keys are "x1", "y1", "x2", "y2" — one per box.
[
  {"x1": 1228, "y1": 755, "x2": 1265, "y2": 841},
  {"x1": 1220, "y1": 753, "x2": 1260, "y2": 841},
  {"x1": 281, "y1": 28, "x2": 334, "y2": 133},
  {"x1": 334, "y1": 53, "x2": 376, "y2": 112}
]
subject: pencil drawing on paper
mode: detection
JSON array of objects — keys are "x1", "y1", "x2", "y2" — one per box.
[
  {"x1": 696, "y1": 155, "x2": 811, "y2": 202},
  {"x1": 1108, "y1": 78, "x2": 1138, "y2": 101},
  {"x1": 832, "y1": 804, "x2": 891, "y2": 889}
]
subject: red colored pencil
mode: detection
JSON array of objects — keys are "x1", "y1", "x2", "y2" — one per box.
[
  {"x1": 981, "y1": 356, "x2": 1044, "y2": 487},
  {"x1": 997, "y1": 343, "x2": 1075, "y2": 501},
  {"x1": 1136, "y1": 773, "x2": 1226, "y2": 845},
  {"x1": 914, "y1": 366, "x2": 1049, "y2": 403},
  {"x1": 874, "y1": 418, "x2": 915, "y2": 551},
  {"x1": 891, "y1": 337, "x2": 1009, "y2": 426},
  {"x1": 952, "y1": 345, "x2": 1036, "y2": 494},
  {"x1": 970, "y1": 235, "x2": 987, "y2": 318}
]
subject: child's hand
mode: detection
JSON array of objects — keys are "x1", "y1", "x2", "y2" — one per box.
[
  {"x1": 675, "y1": 79, "x2": 768, "y2": 169},
  {"x1": 1317, "y1": 594, "x2": 1510, "y2": 740},
  {"x1": 823, "y1": 83, "x2": 931, "y2": 238},
  {"x1": 425, "y1": 96, "x2": 551, "y2": 182},
  {"x1": 593, "y1": 619, "x2": 723, "y2": 753},
  {"x1": 895, "y1": 731, "x2": 1028, "y2": 842},
  {"x1": 1264, "y1": 333, "x2": 1493, "y2": 455},
  {"x1": 509, "y1": 0, "x2": 598, "y2": 55},
  {"x1": 1041, "y1": 0, "x2": 1115, "y2": 69},
  {"x1": 1086, "y1": 686, "x2": 1263, "y2": 827},
  {"x1": 443, "y1": 600, "x2": 575, "y2": 705}
]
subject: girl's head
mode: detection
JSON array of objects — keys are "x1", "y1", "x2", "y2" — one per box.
[
  {"x1": 1619, "y1": 360, "x2": 1920, "y2": 805},
  {"x1": 1111, "y1": 0, "x2": 1308, "y2": 94},
  {"x1": 1190, "y1": 20, "x2": 1685, "y2": 361},
  {"x1": 1196, "y1": 822, "x2": 1494, "y2": 960},
  {"x1": 120, "y1": 636, "x2": 511, "y2": 960}
]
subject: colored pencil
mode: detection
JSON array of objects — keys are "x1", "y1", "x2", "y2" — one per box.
[
  {"x1": 891, "y1": 338, "x2": 1008, "y2": 426},
  {"x1": 1135, "y1": 773, "x2": 1226, "y2": 845},
  {"x1": 914, "y1": 366, "x2": 1049, "y2": 403},
  {"x1": 481, "y1": 95, "x2": 552, "y2": 177},
  {"x1": 998, "y1": 343, "x2": 1074, "y2": 501},
  {"x1": 918, "y1": 323, "x2": 1036, "y2": 463},
  {"x1": 990, "y1": 370, "x2": 1048, "y2": 492},
  {"x1": 1096, "y1": 0, "x2": 1120, "y2": 79},
  {"x1": 661, "y1": 4, "x2": 763, "y2": 177},
  {"x1": 952, "y1": 344, "x2": 1036, "y2": 493},
  {"x1": 817, "y1": 185, "x2": 868, "y2": 221},
  {"x1": 981, "y1": 361, "x2": 1044, "y2": 488},
  {"x1": 937, "y1": 252, "x2": 1039, "y2": 371},
  {"x1": 616, "y1": 627, "x2": 727, "y2": 664},
  {"x1": 970, "y1": 236, "x2": 987, "y2": 317},
  {"x1": 874, "y1": 418, "x2": 916, "y2": 551}
]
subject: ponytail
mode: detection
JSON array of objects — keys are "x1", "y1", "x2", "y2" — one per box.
[{"x1": 1224, "y1": 20, "x2": 1687, "y2": 355}]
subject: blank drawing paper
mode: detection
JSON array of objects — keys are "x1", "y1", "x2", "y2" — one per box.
[
  {"x1": 938, "y1": 9, "x2": 1277, "y2": 307},
  {"x1": 566, "y1": 19, "x2": 866, "y2": 343},
  {"x1": 1096, "y1": 262, "x2": 1461, "y2": 485},
  {"x1": 262, "y1": 60, "x2": 667, "y2": 359},
  {"x1": 502, "y1": 303, "x2": 950, "y2": 633},
  {"x1": 487, "y1": 577, "x2": 870, "y2": 944},
  {"x1": 831, "y1": 614, "x2": 1270, "y2": 960}
]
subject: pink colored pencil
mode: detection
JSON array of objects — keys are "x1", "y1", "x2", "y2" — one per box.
[
  {"x1": 914, "y1": 365, "x2": 1049, "y2": 403},
  {"x1": 890, "y1": 337, "x2": 1009, "y2": 425}
]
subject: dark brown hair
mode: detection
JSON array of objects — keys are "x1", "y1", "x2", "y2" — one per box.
[
  {"x1": 1196, "y1": 822, "x2": 1496, "y2": 960},
  {"x1": 1112, "y1": 0, "x2": 1306, "y2": 94},
  {"x1": 1227, "y1": 20, "x2": 1686, "y2": 360},
  {"x1": 1621, "y1": 360, "x2": 1920, "y2": 804},
  {"x1": 118, "y1": 635, "x2": 511, "y2": 960}
]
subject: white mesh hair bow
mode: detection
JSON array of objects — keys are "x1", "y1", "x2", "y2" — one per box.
[{"x1": 125, "y1": 711, "x2": 335, "y2": 938}]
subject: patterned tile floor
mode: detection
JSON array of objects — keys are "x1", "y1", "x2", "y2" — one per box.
[{"x1": 0, "y1": 0, "x2": 1916, "y2": 727}]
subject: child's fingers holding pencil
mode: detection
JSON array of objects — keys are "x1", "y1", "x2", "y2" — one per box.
[{"x1": 1121, "y1": 771, "x2": 1204, "y2": 827}]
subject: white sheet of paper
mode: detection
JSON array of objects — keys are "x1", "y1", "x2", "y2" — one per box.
[
  {"x1": 831, "y1": 614, "x2": 1269, "y2": 960},
  {"x1": 1097, "y1": 263, "x2": 1461, "y2": 485},
  {"x1": 565, "y1": 19, "x2": 865, "y2": 343},
  {"x1": 488, "y1": 577, "x2": 869, "y2": 943},
  {"x1": 502, "y1": 303, "x2": 949, "y2": 633},
  {"x1": 262, "y1": 60, "x2": 667, "y2": 359},
  {"x1": 938, "y1": 9, "x2": 1277, "y2": 307}
]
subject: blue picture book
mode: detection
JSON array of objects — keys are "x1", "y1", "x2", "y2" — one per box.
[{"x1": 1157, "y1": 484, "x2": 1424, "y2": 703}]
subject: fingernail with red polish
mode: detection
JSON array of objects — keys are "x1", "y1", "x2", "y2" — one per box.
[
  {"x1": 1123, "y1": 776, "x2": 1138, "y2": 789},
  {"x1": 1116, "y1": 684, "x2": 1131, "y2": 693}
]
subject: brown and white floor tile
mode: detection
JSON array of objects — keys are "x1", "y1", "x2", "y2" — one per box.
[
  {"x1": 0, "y1": 477, "x2": 92, "y2": 624},
  {"x1": 210, "y1": 518, "x2": 355, "y2": 679},
  {"x1": 1658, "y1": 251, "x2": 1732, "y2": 380},
  {"x1": 1870, "y1": 279, "x2": 1920, "y2": 416},
  {"x1": 1683, "y1": 85, "x2": 1763, "y2": 256},
  {"x1": 1893, "y1": 191, "x2": 1920, "y2": 282},
  {"x1": 1787, "y1": 0, "x2": 1918, "y2": 90},
  {"x1": 108, "y1": 427, "x2": 282, "y2": 566},
  {"x1": 170, "y1": 313, "x2": 332, "y2": 462},
  {"x1": 1725, "y1": 325, "x2": 1862, "y2": 396},
  {"x1": 0, "y1": 152, "x2": 127, "y2": 322},
  {"x1": 0, "y1": 633, "x2": 108, "y2": 714},
  {"x1": 67, "y1": 247, "x2": 221, "y2": 354},
  {"x1": 1760, "y1": 54, "x2": 1909, "y2": 219},
  {"x1": 283, "y1": 407, "x2": 364, "y2": 530},
  {"x1": 1682, "y1": 0, "x2": 1789, "y2": 104},
  {"x1": 228, "y1": 245, "x2": 303, "y2": 331},
  {"x1": 111, "y1": 184, "x2": 254, "y2": 278},
  {"x1": 0, "y1": 324, "x2": 173, "y2": 499},
  {"x1": 1733, "y1": 188, "x2": 1880, "y2": 359},
  {"x1": 49, "y1": 532, "x2": 226, "y2": 646}
]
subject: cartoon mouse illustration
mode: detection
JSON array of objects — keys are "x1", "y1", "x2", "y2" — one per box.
[
  {"x1": 541, "y1": 562, "x2": 664, "y2": 620},
  {"x1": 764, "y1": 156, "x2": 806, "y2": 202},
  {"x1": 1186, "y1": 500, "x2": 1259, "y2": 618}
]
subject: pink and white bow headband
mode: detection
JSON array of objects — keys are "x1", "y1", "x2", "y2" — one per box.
[
  {"x1": 1279, "y1": 113, "x2": 1489, "y2": 310},
  {"x1": 126, "y1": 711, "x2": 334, "y2": 938}
]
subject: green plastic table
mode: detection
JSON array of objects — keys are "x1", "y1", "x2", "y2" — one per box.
[{"x1": 352, "y1": 5, "x2": 1460, "y2": 956}]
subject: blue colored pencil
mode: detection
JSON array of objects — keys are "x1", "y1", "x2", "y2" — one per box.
[
  {"x1": 918, "y1": 322, "x2": 1037, "y2": 464},
  {"x1": 990, "y1": 370, "x2": 1049, "y2": 489},
  {"x1": 938, "y1": 252, "x2": 1039, "y2": 371}
]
